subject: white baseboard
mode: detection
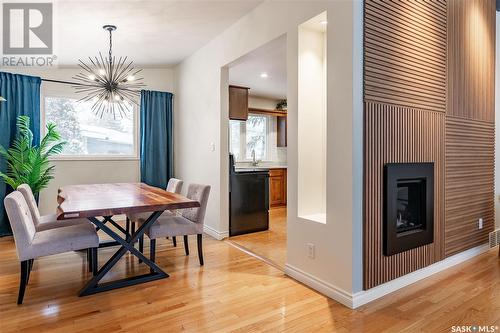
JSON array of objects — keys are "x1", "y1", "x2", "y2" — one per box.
[
  {"x1": 203, "y1": 225, "x2": 229, "y2": 240},
  {"x1": 284, "y1": 264, "x2": 354, "y2": 308},
  {"x1": 285, "y1": 243, "x2": 491, "y2": 309}
]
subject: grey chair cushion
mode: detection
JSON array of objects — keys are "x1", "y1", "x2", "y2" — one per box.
[
  {"x1": 4, "y1": 192, "x2": 37, "y2": 261},
  {"x1": 37, "y1": 214, "x2": 91, "y2": 232},
  {"x1": 181, "y1": 184, "x2": 210, "y2": 224},
  {"x1": 4, "y1": 191, "x2": 99, "y2": 261},
  {"x1": 128, "y1": 210, "x2": 175, "y2": 225},
  {"x1": 23, "y1": 223, "x2": 99, "y2": 261},
  {"x1": 18, "y1": 184, "x2": 87, "y2": 231},
  {"x1": 16, "y1": 184, "x2": 41, "y2": 223},
  {"x1": 166, "y1": 178, "x2": 184, "y2": 194},
  {"x1": 146, "y1": 215, "x2": 204, "y2": 239}
]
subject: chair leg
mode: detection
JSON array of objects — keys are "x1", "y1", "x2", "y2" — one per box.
[
  {"x1": 91, "y1": 248, "x2": 98, "y2": 276},
  {"x1": 184, "y1": 235, "x2": 189, "y2": 255},
  {"x1": 87, "y1": 249, "x2": 92, "y2": 272},
  {"x1": 139, "y1": 235, "x2": 144, "y2": 264},
  {"x1": 125, "y1": 217, "x2": 130, "y2": 241},
  {"x1": 150, "y1": 239, "x2": 156, "y2": 274},
  {"x1": 197, "y1": 234, "x2": 204, "y2": 266},
  {"x1": 131, "y1": 223, "x2": 136, "y2": 247},
  {"x1": 172, "y1": 236, "x2": 177, "y2": 247},
  {"x1": 18, "y1": 260, "x2": 29, "y2": 305},
  {"x1": 26, "y1": 259, "x2": 34, "y2": 284}
]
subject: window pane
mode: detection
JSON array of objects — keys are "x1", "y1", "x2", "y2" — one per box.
[
  {"x1": 44, "y1": 97, "x2": 134, "y2": 156},
  {"x1": 229, "y1": 120, "x2": 241, "y2": 160},
  {"x1": 246, "y1": 115, "x2": 267, "y2": 160}
]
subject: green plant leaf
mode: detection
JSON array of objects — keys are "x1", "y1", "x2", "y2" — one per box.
[{"x1": 0, "y1": 116, "x2": 66, "y2": 194}]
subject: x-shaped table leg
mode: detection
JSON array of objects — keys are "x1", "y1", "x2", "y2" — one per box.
[{"x1": 79, "y1": 211, "x2": 167, "y2": 296}]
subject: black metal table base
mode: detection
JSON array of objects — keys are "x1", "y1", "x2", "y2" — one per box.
[{"x1": 79, "y1": 211, "x2": 167, "y2": 296}]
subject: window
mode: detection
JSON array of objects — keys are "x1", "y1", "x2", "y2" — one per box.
[
  {"x1": 43, "y1": 96, "x2": 136, "y2": 158},
  {"x1": 229, "y1": 114, "x2": 269, "y2": 161}
]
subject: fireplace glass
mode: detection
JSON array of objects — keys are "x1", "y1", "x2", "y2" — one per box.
[{"x1": 396, "y1": 179, "x2": 426, "y2": 235}]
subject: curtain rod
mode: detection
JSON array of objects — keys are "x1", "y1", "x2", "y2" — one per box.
[
  {"x1": 41, "y1": 78, "x2": 86, "y2": 86},
  {"x1": 41, "y1": 78, "x2": 140, "y2": 92}
]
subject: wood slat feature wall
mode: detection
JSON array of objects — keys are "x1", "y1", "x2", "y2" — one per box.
[
  {"x1": 364, "y1": 103, "x2": 445, "y2": 289},
  {"x1": 445, "y1": 117, "x2": 495, "y2": 256},
  {"x1": 447, "y1": 0, "x2": 496, "y2": 122},
  {"x1": 363, "y1": 0, "x2": 495, "y2": 289},
  {"x1": 364, "y1": 0, "x2": 447, "y2": 112}
]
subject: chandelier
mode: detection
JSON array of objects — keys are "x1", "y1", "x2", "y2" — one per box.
[{"x1": 73, "y1": 25, "x2": 144, "y2": 118}]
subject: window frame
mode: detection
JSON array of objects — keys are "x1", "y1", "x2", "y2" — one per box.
[
  {"x1": 230, "y1": 113, "x2": 272, "y2": 162},
  {"x1": 41, "y1": 92, "x2": 140, "y2": 161}
]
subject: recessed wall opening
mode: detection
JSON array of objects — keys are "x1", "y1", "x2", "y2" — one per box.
[{"x1": 298, "y1": 11, "x2": 327, "y2": 224}]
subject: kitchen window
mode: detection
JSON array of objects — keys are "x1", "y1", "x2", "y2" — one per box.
[
  {"x1": 230, "y1": 114, "x2": 270, "y2": 161},
  {"x1": 43, "y1": 96, "x2": 137, "y2": 159}
]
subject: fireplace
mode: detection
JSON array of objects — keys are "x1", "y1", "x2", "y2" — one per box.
[{"x1": 384, "y1": 163, "x2": 434, "y2": 256}]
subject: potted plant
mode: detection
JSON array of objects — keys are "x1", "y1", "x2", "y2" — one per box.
[
  {"x1": 276, "y1": 99, "x2": 287, "y2": 111},
  {"x1": 0, "y1": 115, "x2": 66, "y2": 197}
]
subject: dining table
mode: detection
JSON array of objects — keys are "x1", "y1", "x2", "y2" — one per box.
[{"x1": 56, "y1": 182, "x2": 200, "y2": 296}]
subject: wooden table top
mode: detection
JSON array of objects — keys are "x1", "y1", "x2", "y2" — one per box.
[{"x1": 56, "y1": 183, "x2": 200, "y2": 220}]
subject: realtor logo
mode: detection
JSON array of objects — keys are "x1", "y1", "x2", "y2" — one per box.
[{"x1": 3, "y1": 3, "x2": 53, "y2": 54}]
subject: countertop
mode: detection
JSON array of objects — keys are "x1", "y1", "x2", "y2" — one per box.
[{"x1": 234, "y1": 165, "x2": 287, "y2": 174}]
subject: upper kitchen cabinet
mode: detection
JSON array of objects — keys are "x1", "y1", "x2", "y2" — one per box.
[
  {"x1": 277, "y1": 116, "x2": 287, "y2": 147},
  {"x1": 229, "y1": 85, "x2": 250, "y2": 120}
]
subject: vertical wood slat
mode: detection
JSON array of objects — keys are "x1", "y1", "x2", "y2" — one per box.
[
  {"x1": 447, "y1": 0, "x2": 496, "y2": 122},
  {"x1": 363, "y1": 103, "x2": 445, "y2": 289}
]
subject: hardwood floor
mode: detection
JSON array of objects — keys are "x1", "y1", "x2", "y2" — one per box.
[
  {"x1": 228, "y1": 207, "x2": 287, "y2": 269},
  {"x1": 0, "y1": 231, "x2": 498, "y2": 332}
]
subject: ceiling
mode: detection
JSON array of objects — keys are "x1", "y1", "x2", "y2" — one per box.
[
  {"x1": 52, "y1": 0, "x2": 262, "y2": 66},
  {"x1": 229, "y1": 35, "x2": 286, "y2": 100}
]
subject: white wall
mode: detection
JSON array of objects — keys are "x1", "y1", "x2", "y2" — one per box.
[
  {"x1": 1, "y1": 67, "x2": 174, "y2": 214},
  {"x1": 297, "y1": 25, "x2": 326, "y2": 220},
  {"x1": 248, "y1": 96, "x2": 279, "y2": 110},
  {"x1": 495, "y1": 11, "x2": 500, "y2": 229},
  {"x1": 174, "y1": 0, "x2": 364, "y2": 299}
]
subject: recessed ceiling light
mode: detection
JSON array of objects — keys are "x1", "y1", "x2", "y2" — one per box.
[
  {"x1": 260, "y1": 72, "x2": 268, "y2": 78},
  {"x1": 320, "y1": 20, "x2": 328, "y2": 25}
]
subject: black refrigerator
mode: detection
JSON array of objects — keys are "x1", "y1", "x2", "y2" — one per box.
[{"x1": 229, "y1": 154, "x2": 269, "y2": 236}]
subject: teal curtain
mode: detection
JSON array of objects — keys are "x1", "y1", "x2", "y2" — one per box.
[
  {"x1": 0, "y1": 72, "x2": 41, "y2": 236},
  {"x1": 140, "y1": 90, "x2": 173, "y2": 189}
]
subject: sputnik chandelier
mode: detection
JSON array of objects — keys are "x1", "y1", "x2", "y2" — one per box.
[{"x1": 73, "y1": 25, "x2": 145, "y2": 118}]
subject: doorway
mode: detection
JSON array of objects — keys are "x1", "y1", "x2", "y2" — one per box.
[{"x1": 225, "y1": 35, "x2": 288, "y2": 269}]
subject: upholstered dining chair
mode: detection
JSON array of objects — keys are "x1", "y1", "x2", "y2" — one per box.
[
  {"x1": 17, "y1": 184, "x2": 88, "y2": 231},
  {"x1": 17, "y1": 184, "x2": 96, "y2": 271},
  {"x1": 146, "y1": 183, "x2": 210, "y2": 266},
  {"x1": 4, "y1": 191, "x2": 99, "y2": 304},
  {"x1": 127, "y1": 178, "x2": 184, "y2": 254}
]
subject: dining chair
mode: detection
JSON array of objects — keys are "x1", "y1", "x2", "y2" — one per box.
[
  {"x1": 127, "y1": 178, "x2": 183, "y2": 254},
  {"x1": 17, "y1": 184, "x2": 96, "y2": 270},
  {"x1": 4, "y1": 191, "x2": 99, "y2": 304},
  {"x1": 146, "y1": 183, "x2": 210, "y2": 266},
  {"x1": 17, "y1": 184, "x2": 88, "y2": 231}
]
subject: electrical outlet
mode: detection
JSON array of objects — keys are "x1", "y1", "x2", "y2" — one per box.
[
  {"x1": 209, "y1": 142, "x2": 216, "y2": 152},
  {"x1": 478, "y1": 218, "x2": 483, "y2": 230},
  {"x1": 307, "y1": 243, "x2": 315, "y2": 259}
]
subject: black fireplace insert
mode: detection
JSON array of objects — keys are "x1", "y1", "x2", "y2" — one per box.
[{"x1": 384, "y1": 163, "x2": 434, "y2": 256}]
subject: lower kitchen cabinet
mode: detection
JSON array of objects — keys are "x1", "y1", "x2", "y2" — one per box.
[{"x1": 269, "y1": 168, "x2": 287, "y2": 207}]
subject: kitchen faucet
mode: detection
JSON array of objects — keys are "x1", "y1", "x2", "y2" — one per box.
[{"x1": 251, "y1": 149, "x2": 260, "y2": 166}]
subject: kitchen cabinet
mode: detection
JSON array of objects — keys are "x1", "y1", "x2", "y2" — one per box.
[
  {"x1": 269, "y1": 168, "x2": 287, "y2": 207},
  {"x1": 277, "y1": 116, "x2": 287, "y2": 147},
  {"x1": 229, "y1": 85, "x2": 249, "y2": 120}
]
